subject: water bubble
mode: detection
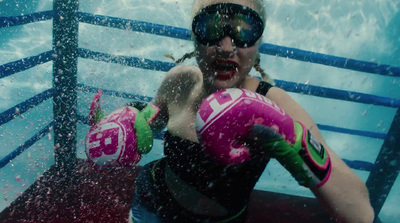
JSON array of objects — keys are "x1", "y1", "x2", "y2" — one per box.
[
  {"x1": 389, "y1": 160, "x2": 398, "y2": 166},
  {"x1": 362, "y1": 110, "x2": 367, "y2": 116}
]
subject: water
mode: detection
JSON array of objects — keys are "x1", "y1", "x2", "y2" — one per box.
[{"x1": 1, "y1": 0, "x2": 399, "y2": 222}]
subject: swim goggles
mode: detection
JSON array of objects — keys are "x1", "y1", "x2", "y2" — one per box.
[{"x1": 192, "y1": 3, "x2": 264, "y2": 48}]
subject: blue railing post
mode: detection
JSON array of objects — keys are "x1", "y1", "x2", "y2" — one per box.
[
  {"x1": 366, "y1": 108, "x2": 400, "y2": 216},
  {"x1": 52, "y1": 0, "x2": 79, "y2": 170}
]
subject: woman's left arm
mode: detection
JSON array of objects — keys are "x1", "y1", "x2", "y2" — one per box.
[{"x1": 266, "y1": 87, "x2": 374, "y2": 223}]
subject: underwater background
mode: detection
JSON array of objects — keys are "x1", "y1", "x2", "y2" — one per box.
[{"x1": 1, "y1": 0, "x2": 399, "y2": 222}]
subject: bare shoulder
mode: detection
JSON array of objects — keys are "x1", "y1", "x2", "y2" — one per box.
[
  {"x1": 266, "y1": 87, "x2": 319, "y2": 133},
  {"x1": 266, "y1": 87, "x2": 296, "y2": 110}
]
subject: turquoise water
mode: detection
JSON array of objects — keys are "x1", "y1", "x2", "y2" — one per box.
[{"x1": 1, "y1": 0, "x2": 400, "y2": 222}]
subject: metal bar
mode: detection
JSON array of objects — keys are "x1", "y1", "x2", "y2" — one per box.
[
  {"x1": 0, "y1": 122, "x2": 54, "y2": 169},
  {"x1": 341, "y1": 159, "x2": 374, "y2": 171},
  {"x1": 78, "y1": 48, "x2": 175, "y2": 72},
  {"x1": 76, "y1": 84, "x2": 152, "y2": 102},
  {"x1": 366, "y1": 108, "x2": 400, "y2": 215},
  {"x1": 0, "y1": 88, "x2": 55, "y2": 126},
  {"x1": 52, "y1": 0, "x2": 79, "y2": 170},
  {"x1": 0, "y1": 51, "x2": 54, "y2": 79},
  {"x1": 258, "y1": 44, "x2": 400, "y2": 77},
  {"x1": 0, "y1": 10, "x2": 54, "y2": 28},
  {"x1": 275, "y1": 80, "x2": 400, "y2": 108},
  {"x1": 317, "y1": 124, "x2": 387, "y2": 140},
  {"x1": 76, "y1": 12, "x2": 191, "y2": 41}
]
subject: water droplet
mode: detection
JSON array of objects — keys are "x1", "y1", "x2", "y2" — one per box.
[
  {"x1": 244, "y1": 99, "x2": 251, "y2": 105},
  {"x1": 362, "y1": 110, "x2": 367, "y2": 116},
  {"x1": 389, "y1": 160, "x2": 398, "y2": 166}
]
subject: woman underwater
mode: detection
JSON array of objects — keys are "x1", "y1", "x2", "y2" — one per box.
[{"x1": 86, "y1": 0, "x2": 374, "y2": 222}]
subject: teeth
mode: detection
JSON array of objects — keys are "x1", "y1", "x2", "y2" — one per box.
[{"x1": 216, "y1": 63, "x2": 236, "y2": 71}]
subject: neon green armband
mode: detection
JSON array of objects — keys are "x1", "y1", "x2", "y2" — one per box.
[
  {"x1": 265, "y1": 122, "x2": 331, "y2": 188},
  {"x1": 129, "y1": 103, "x2": 160, "y2": 154}
]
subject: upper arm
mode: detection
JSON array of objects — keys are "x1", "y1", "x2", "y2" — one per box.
[
  {"x1": 266, "y1": 87, "x2": 319, "y2": 137},
  {"x1": 265, "y1": 87, "x2": 373, "y2": 222}
]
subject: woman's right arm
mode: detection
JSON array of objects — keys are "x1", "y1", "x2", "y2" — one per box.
[
  {"x1": 148, "y1": 75, "x2": 170, "y2": 133},
  {"x1": 149, "y1": 65, "x2": 201, "y2": 133},
  {"x1": 149, "y1": 91, "x2": 169, "y2": 133}
]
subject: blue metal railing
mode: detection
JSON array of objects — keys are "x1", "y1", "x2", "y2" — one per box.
[
  {"x1": 258, "y1": 44, "x2": 400, "y2": 77},
  {"x1": 0, "y1": 10, "x2": 54, "y2": 28},
  {"x1": 0, "y1": 122, "x2": 54, "y2": 169},
  {"x1": 1, "y1": 10, "x2": 400, "y2": 218},
  {"x1": 0, "y1": 88, "x2": 55, "y2": 127},
  {"x1": 0, "y1": 51, "x2": 54, "y2": 79},
  {"x1": 78, "y1": 48, "x2": 176, "y2": 72}
]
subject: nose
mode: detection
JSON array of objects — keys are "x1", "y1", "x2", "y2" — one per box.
[{"x1": 215, "y1": 36, "x2": 237, "y2": 55}]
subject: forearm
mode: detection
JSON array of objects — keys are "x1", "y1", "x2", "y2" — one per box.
[
  {"x1": 149, "y1": 98, "x2": 168, "y2": 133},
  {"x1": 311, "y1": 152, "x2": 374, "y2": 223},
  {"x1": 261, "y1": 88, "x2": 374, "y2": 222}
]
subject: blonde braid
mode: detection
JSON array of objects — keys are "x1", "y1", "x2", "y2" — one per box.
[
  {"x1": 174, "y1": 51, "x2": 196, "y2": 64},
  {"x1": 254, "y1": 53, "x2": 275, "y2": 86}
]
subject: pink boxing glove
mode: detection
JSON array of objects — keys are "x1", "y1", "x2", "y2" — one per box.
[
  {"x1": 196, "y1": 88, "x2": 296, "y2": 165},
  {"x1": 85, "y1": 107, "x2": 141, "y2": 171},
  {"x1": 85, "y1": 90, "x2": 158, "y2": 171}
]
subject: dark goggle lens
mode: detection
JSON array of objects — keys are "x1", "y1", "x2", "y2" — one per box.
[
  {"x1": 229, "y1": 14, "x2": 263, "y2": 46},
  {"x1": 193, "y1": 13, "x2": 223, "y2": 42},
  {"x1": 192, "y1": 3, "x2": 264, "y2": 47}
]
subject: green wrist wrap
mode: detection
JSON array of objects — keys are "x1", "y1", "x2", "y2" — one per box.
[
  {"x1": 265, "y1": 122, "x2": 331, "y2": 188},
  {"x1": 129, "y1": 103, "x2": 160, "y2": 154}
]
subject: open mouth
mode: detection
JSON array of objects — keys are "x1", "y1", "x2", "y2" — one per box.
[{"x1": 212, "y1": 59, "x2": 238, "y2": 80}]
